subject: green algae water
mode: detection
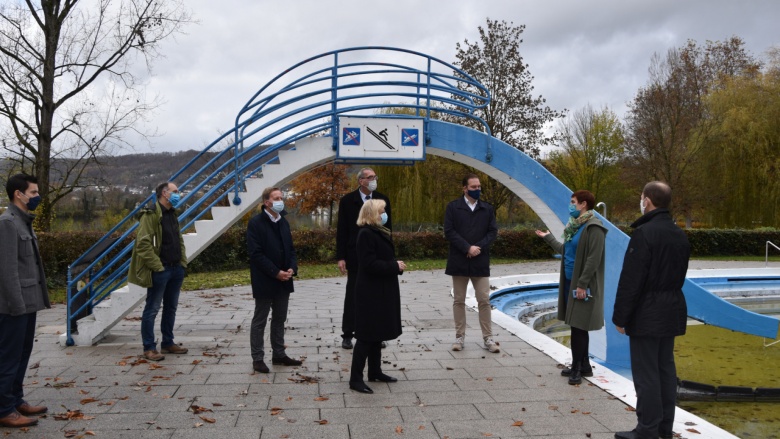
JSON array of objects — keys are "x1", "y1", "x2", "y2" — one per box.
[
  {"x1": 543, "y1": 320, "x2": 780, "y2": 437},
  {"x1": 675, "y1": 323, "x2": 780, "y2": 439}
]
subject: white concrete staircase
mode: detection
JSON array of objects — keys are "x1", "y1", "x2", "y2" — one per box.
[{"x1": 60, "y1": 136, "x2": 336, "y2": 346}]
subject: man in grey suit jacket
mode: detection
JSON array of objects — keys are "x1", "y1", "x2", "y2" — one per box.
[{"x1": 0, "y1": 174, "x2": 51, "y2": 428}]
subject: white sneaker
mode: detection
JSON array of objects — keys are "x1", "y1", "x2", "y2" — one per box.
[
  {"x1": 451, "y1": 336, "x2": 464, "y2": 351},
  {"x1": 483, "y1": 337, "x2": 500, "y2": 353}
]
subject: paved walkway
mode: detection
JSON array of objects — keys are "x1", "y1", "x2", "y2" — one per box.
[{"x1": 7, "y1": 260, "x2": 763, "y2": 438}]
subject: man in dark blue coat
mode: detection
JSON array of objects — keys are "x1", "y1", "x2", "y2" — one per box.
[
  {"x1": 444, "y1": 173, "x2": 499, "y2": 353},
  {"x1": 613, "y1": 181, "x2": 691, "y2": 439},
  {"x1": 335, "y1": 167, "x2": 391, "y2": 349},
  {"x1": 247, "y1": 187, "x2": 302, "y2": 373}
]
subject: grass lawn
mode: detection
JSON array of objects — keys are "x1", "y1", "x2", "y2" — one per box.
[
  {"x1": 47, "y1": 255, "x2": 779, "y2": 303},
  {"x1": 181, "y1": 257, "x2": 526, "y2": 291}
]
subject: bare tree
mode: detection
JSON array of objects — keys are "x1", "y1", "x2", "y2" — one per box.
[
  {"x1": 452, "y1": 18, "x2": 565, "y2": 159},
  {"x1": 624, "y1": 37, "x2": 759, "y2": 226},
  {"x1": 0, "y1": 0, "x2": 192, "y2": 230},
  {"x1": 450, "y1": 19, "x2": 565, "y2": 215}
]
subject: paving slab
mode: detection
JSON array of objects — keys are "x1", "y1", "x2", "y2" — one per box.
[{"x1": 0, "y1": 261, "x2": 748, "y2": 438}]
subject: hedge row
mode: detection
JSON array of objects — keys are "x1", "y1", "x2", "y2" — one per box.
[{"x1": 35, "y1": 227, "x2": 780, "y2": 288}]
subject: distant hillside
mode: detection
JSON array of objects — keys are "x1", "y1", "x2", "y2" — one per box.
[{"x1": 2, "y1": 147, "x2": 277, "y2": 192}]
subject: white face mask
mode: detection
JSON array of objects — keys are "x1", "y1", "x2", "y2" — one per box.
[
  {"x1": 640, "y1": 197, "x2": 646, "y2": 215},
  {"x1": 367, "y1": 180, "x2": 377, "y2": 192},
  {"x1": 271, "y1": 200, "x2": 285, "y2": 213}
]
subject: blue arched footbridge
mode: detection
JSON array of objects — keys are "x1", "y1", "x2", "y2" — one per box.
[{"x1": 63, "y1": 47, "x2": 779, "y2": 372}]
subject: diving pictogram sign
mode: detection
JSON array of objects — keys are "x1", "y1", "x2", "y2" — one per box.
[{"x1": 337, "y1": 117, "x2": 424, "y2": 161}]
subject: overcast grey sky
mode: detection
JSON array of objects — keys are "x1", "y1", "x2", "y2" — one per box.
[{"x1": 137, "y1": 0, "x2": 780, "y2": 154}]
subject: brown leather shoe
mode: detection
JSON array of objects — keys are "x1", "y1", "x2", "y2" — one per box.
[
  {"x1": 161, "y1": 344, "x2": 188, "y2": 354},
  {"x1": 143, "y1": 350, "x2": 165, "y2": 361},
  {"x1": 16, "y1": 402, "x2": 47, "y2": 416},
  {"x1": 0, "y1": 411, "x2": 38, "y2": 428}
]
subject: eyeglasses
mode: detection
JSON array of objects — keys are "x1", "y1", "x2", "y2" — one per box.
[{"x1": 360, "y1": 175, "x2": 378, "y2": 181}]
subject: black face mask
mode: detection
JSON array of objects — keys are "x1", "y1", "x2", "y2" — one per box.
[{"x1": 20, "y1": 192, "x2": 42, "y2": 211}]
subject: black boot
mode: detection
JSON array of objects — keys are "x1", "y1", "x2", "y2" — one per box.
[
  {"x1": 580, "y1": 355, "x2": 593, "y2": 377},
  {"x1": 568, "y1": 361, "x2": 582, "y2": 385}
]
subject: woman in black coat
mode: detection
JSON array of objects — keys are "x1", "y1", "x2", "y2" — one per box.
[{"x1": 348, "y1": 199, "x2": 406, "y2": 394}]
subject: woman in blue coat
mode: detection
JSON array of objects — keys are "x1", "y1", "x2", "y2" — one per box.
[{"x1": 348, "y1": 199, "x2": 406, "y2": 394}]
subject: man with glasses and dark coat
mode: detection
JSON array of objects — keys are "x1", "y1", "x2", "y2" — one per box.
[{"x1": 336, "y1": 167, "x2": 392, "y2": 349}]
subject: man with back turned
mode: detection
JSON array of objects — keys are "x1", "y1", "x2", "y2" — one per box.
[{"x1": 613, "y1": 181, "x2": 690, "y2": 439}]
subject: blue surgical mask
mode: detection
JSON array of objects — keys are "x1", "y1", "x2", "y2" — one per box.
[
  {"x1": 467, "y1": 189, "x2": 481, "y2": 200},
  {"x1": 380, "y1": 212, "x2": 388, "y2": 225},
  {"x1": 568, "y1": 203, "x2": 580, "y2": 218},
  {"x1": 168, "y1": 192, "x2": 181, "y2": 208},
  {"x1": 272, "y1": 200, "x2": 285, "y2": 213},
  {"x1": 21, "y1": 193, "x2": 42, "y2": 211}
]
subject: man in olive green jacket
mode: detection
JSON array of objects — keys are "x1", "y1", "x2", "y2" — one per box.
[{"x1": 129, "y1": 182, "x2": 188, "y2": 361}]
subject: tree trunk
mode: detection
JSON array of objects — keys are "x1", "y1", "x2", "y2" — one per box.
[{"x1": 34, "y1": 3, "x2": 62, "y2": 232}]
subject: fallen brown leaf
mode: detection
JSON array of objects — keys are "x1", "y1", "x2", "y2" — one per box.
[
  {"x1": 53, "y1": 409, "x2": 95, "y2": 421},
  {"x1": 686, "y1": 428, "x2": 701, "y2": 434},
  {"x1": 270, "y1": 408, "x2": 283, "y2": 416},
  {"x1": 313, "y1": 396, "x2": 329, "y2": 401},
  {"x1": 199, "y1": 416, "x2": 216, "y2": 424},
  {"x1": 625, "y1": 407, "x2": 636, "y2": 412},
  {"x1": 395, "y1": 426, "x2": 403, "y2": 434},
  {"x1": 190, "y1": 405, "x2": 213, "y2": 414},
  {"x1": 315, "y1": 419, "x2": 328, "y2": 425},
  {"x1": 511, "y1": 421, "x2": 524, "y2": 427},
  {"x1": 79, "y1": 398, "x2": 100, "y2": 405}
]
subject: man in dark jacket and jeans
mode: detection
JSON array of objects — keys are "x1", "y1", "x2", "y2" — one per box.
[
  {"x1": 247, "y1": 187, "x2": 302, "y2": 373},
  {"x1": 445, "y1": 174, "x2": 499, "y2": 353},
  {"x1": 613, "y1": 181, "x2": 691, "y2": 439}
]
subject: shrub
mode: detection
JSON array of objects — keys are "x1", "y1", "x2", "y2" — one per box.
[{"x1": 36, "y1": 227, "x2": 780, "y2": 288}]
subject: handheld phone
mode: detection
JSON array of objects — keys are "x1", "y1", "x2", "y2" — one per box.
[{"x1": 572, "y1": 289, "x2": 592, "y2": 301}]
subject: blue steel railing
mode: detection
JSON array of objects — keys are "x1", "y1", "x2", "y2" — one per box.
[{"x1": 65, "y1": 46, "x2": 491, "y2": 345}]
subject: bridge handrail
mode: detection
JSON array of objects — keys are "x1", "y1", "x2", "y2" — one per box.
[{"x1": 767, "y1": 241, "x2": 780, "y2": 268}]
